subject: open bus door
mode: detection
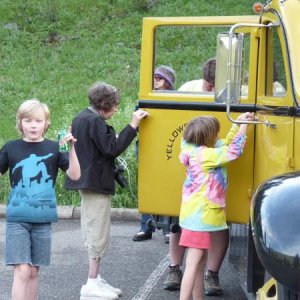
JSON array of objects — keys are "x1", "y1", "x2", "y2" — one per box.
[{"x1": 138, "y1": 16, "x2": 258, "y2": 224}]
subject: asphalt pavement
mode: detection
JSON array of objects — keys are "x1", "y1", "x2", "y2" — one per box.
[{"x1": 0, "y1": 216, "x2": 248, "y2": 300}]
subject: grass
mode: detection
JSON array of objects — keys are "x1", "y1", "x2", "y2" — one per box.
[{"x1": 0, "y1": 0, "x2": 255, "y2": 207}]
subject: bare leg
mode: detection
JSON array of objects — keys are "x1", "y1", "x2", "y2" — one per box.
[
  {"x1": 180, "y1": 248, "x2": 207, "y2": 300},
  {"x1": 206, "y1": 229, "x2": 229, "y2": 272},
  {"x1": 26, "y1": 266, "x2": 39, "y2": 300},
  {"x1": 88, "y1": 258, "x2": 100, "y2": 279},
  {"x1": 12, "y1": 264, "x2": 31, "y2": 300},
  {"x1": 170, "y1": 231, "x2": 186, "y2": 266},
  {"x1": 192, "y1": 252, "x2": 207, "y2": 300}
]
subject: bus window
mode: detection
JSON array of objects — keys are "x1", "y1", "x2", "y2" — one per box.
[
  {"x1": 153, "y1": 25, "x2": 229, "y2": 95},
  {"x1": 266, "y1": 27, "x2": 287, "y2": 98},
  {"x1": 153, "y1": 25, "x2": 252, "y2": 104}
]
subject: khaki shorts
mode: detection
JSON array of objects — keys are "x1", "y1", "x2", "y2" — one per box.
[{"x1": 79, "y1": 190, "x2": 111, "y2": 259}]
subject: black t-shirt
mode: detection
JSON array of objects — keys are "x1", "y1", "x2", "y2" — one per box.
[{"x1": 0, "y1": 139, "x2": 69, "y2": 223}]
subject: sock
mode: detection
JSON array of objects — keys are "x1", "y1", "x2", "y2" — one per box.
[
  {"x1": 87, "y1": 278, "x2": 97, "y2": 286},
  {"x1": 96, "y1": 274, "x2": 102, "y2": 282},
  {"x1": 169, "y1": 264, "x2": 180, "y2": 269},
  {"x1": 207, "y1": 270, "x2": 219, "y2": 276}
]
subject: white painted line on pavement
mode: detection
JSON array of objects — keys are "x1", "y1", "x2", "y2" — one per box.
[{"x1": 131, "y1": 254, "x2": 170, "y2": 300}]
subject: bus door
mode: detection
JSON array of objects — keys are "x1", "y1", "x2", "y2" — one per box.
[
  {"x1": 253, "y1": 12, "x2": 294, "y2": 190},
  {"x1": 138, "y1": 16, "x2": 258, "y2": 224}
]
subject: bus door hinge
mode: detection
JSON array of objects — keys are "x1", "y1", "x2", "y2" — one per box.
[
  {"x1": 248, "y1": 188, "x2": 253, "y2": 199},
  {"x1": 288, "y1": 157, "x2": 295, "y2": 169},
  {"x1": 253, "y1": 28, "x2": 261, "y2": 39}
]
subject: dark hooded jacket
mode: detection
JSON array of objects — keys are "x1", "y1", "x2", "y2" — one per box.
[{"x1": 65, "y1": 108, "x2": 137, "y2": 194}]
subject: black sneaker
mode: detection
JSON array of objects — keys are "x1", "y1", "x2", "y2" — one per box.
[
  {"x1": 204, "y1": 270, "x2": 222, "y2": 296},
  {"x1": 132, "y1": 231, "x2": 152, "y2": 242},
  {"x1": 163, "y1": 265, "x2": 182, "y2": 290}
]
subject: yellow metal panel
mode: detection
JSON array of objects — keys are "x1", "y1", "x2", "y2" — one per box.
[
  {"x1": 138, "y1": 109, "x2": 254, "y2": 224},
  {"x1": 256, "y1": 278, "x2": 277, "y2": 300},
  {"x1": 253, "y1": 114, "x2": 294, "y2": 189},
  {"x1": 142, "y1": 15, "x2": 259, "y2": 28},
  {"x1": 293, "y1": 118, "x2": 300, "y2": 170}
]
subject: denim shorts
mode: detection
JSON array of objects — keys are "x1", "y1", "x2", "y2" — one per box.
[{"x1": 6, "y1": 222, "x2": 52, "y2": 266}]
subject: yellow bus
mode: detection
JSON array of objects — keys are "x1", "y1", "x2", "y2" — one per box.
[{"x1": 137, "y1": 1, "x2": 300, "y2": 299}]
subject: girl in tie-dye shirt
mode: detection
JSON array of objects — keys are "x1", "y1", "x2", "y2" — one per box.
[{"x1": 178, "y1": 113, "x2": 254, "y2": 300}]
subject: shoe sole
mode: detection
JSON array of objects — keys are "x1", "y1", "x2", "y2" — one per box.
[
  {"x1": 163, "y1": 284, "x2": 181, "y2": 291},
  {"x1": 106, "y1": 290, "x2": 122, "y2": 296},
  {"x1": 132, "y1": 237, "x2": 152, "y2": 242},
  {"x1": 205, "y1": 289, "x2": 222, "y2": 296}
]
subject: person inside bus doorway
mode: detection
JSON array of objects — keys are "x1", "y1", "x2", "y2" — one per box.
[
  {"x1": 178, "y1": 57, "x2": 215, "y2": 93},
  {"x1": 163, "y1": 58, "x2": 228, "y2": 296},
  {"x1": 132, "y1": 64, "x2": 176, "y2": 244}
]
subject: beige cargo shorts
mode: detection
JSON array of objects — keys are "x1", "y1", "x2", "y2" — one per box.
[{"x1": 79, "y1": 190, "x2": 111, "y2": 259}]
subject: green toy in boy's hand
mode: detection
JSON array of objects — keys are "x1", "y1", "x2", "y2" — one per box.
[{"x1": 58, "y1": 129, "x2": 69, "y2": 152}]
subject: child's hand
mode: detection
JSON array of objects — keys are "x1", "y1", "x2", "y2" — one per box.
[
  {"x1": 59, "y1": 127, "x2": 77, "y2": 147},
  {"x1": 66, "y1": 133, "x2": 77, "y2": 146},
  {"x1": 237, "y1": 112, "x2": 255, "y2": 121}
]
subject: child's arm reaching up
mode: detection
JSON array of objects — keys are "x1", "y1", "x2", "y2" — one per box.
[
  {"x1": 221, "y1": 112, "x2": 255, "y2": 145},
  {"x1": 237, "y1": 112, "x2": 255, "y2": 135}
]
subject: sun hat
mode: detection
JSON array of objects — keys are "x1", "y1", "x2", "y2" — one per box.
[{"x1": 154, "y1": 65, "x2": 176, "y2": 89}]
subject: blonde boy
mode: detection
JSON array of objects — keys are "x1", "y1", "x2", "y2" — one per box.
[{"x1": 0, "y1": 99, "x2": 80, "y2": 300}]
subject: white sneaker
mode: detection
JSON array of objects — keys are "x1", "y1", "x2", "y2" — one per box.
[
  {"x1": 97, "y1": 275, "x2": 122, "y2": 296},
  {"x1": 80, "y1": 282, "x2": 119, "y2": 300}
]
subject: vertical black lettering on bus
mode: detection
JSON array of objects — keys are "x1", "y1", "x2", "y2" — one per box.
[{"x1": 166, "y1": 124, "x2": 187, "y2": 160}]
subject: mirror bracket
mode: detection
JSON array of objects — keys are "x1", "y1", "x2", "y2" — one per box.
[
  {"x1": 226, "y1": 105, "x2": 277, "y2": 129},
  {"x1": 226, "y1": 22, "x2": 278, "y2": 128}
]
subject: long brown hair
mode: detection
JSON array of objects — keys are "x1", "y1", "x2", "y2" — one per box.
[{"x1": 183, "y1": 116, "x2": 220, "y2": 147}]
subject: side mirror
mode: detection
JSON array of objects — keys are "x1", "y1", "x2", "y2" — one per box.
[
  {"x1": 215, "y1": 23, "x2": 277, "y2": 128},
  {"x1": 215, "y1": 32, "x2": 244, "y2": 104}
]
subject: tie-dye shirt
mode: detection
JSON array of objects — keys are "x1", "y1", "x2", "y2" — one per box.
[{"x1": 179, "y1": 124, "x2": 246, "y2": 232}]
